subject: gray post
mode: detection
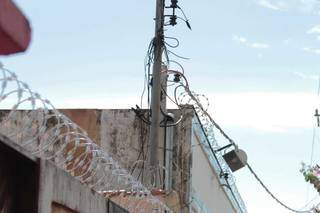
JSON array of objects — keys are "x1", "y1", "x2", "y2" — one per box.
[{"x1": 148, "y1": 0, "x2": 165, "y2": 186}]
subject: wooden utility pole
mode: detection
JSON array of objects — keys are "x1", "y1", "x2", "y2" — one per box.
[{"x1": 148, "y1": 0, "x2": 165, "y2": 185}]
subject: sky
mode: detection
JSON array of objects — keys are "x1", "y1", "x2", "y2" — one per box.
[{"x1": 2, "y1": 0, "x2": 320, "y2": 212}]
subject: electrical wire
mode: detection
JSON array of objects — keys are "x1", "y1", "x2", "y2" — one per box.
[
  {"x1": 165, "y1": 47, "x2": 191, "y2": 60},
  {"x1": 176, "y1": 5, "x2": 189, "y2": 24},
  {"x1": 138, "y1": 2, "x2": 320, "y2": 211},
  {"x1": 164, "y1": 36, "x2": 180, "y2": 48},
  {"x1": 170, "y1": 69, "x2": 318, "y2": 212},
  {"x1": 247, "y1": 163, "x2": 314, "y2": 213},
  {"x1": 140, "y1": 38, "x2": 155, "y2": 109},
  {"x1": 159, "y1": 66, "x2": 245, "y2": 210},
  {"x1": 305, "y1": 74, "x2": 320, "y2": 207},
  {"x1": 139, "y1": 4, "x2": 261, "y2": 211},
  {"x1": 191, "y1": 88, "x2": 316, "y2": 212},
  {"x1": 166, "y1": 60, "x2": 185, "y2": 74},
  {"x1": 299, "y1": 195, "x2": 320, "y2": 211}
]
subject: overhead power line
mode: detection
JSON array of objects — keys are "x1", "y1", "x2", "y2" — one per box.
[
  {"x1": 138, "y1": 1, "x2": 317, "y2": 211},
  {"x1": 182, "y1": 81, "x2": 318, "y2": 212},
  {"x1": 247, "y1": 163, "x2": 314, "y2": 213},
  {"x1": 171, "y1": 69, "x2": 317, "y2": 213}
]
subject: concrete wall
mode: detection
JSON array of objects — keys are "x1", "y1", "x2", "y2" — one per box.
[
  {"x1": 0, "y1": 108, "x2": 244, "y2": 213},
  {"x1": 38, "y1": 160, "x2": 109, "y2": 213},
  {"x1": 101, "y1": 108, "x2": 195, "y2": 212},
  {"x1": 58, "y1": 108, "x2": 244, "y2": 213},
  {"x1": 191, "y1": 127, "x2": 237, "y2": 213},
  {"x1": 100, "y1": 109, "x2": 148, "y2": 170},
  {"x1": 0, "y1": 133, "x2": 127, "y2": 213}
]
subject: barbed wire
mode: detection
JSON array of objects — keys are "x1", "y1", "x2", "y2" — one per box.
[
  {"x1": 160, "y1": 66, "x2": 320, "y2": 212},
  {"x1": 175, "y1": 73, "x2": 317, "y2": 212},
  {"x1": 0, "y1": 62, "x2": 171, "y2": 213},
  {"x1": 180, "y1": 83, "x2": 317, "y2": 213}
]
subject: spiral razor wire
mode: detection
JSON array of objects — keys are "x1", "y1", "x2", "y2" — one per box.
[{"x1": 0, "y1": 63, "x2": 171, "y2": 213}]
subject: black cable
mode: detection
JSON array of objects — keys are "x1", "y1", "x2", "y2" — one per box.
[
  {"x1": 162, "y1": 85, "x2": 180, "y2": 107},
  {"x1": 165, "y1": 59, "x2": 185, "y2": 74},
  {"x1": 163, "y1": 45, "x2": 171, "y2": 65},
  {"x1": 176, "y1": 6, "x2": 192, "y2": 30},
  {"x1": 166, "y1": 48, "x2": 190, "y2": 60},
  {"x1": 164, "y1": 36, "x2": 180, "y2": 48},
  {"x1": 174, "y1": 84, "x2": 186, "y2": 106},
  {"x1": 176, "y1": 6, "x2": 189, "y2": 22},
  {"x1": 163, "y1": 118, "x2": 168, "y2": 190},
  {"x1": 131, "y1": 107, "x2": 151, "y2": 125},
  {"x1": 247, "y1": 163, "x2": 313, "y2": 213},
  {"x1": 177, "y1": 76, "x2": 319, "y2": 212},
  {"x1": 185, "y1": 83, "x2": 317, "y2": 211},
  {"x1": 130, "y1": 118, "x2": 144, "y2": 175},
  {"x1": 141, "y1": 38, "x2": 155, "y2": 109}
]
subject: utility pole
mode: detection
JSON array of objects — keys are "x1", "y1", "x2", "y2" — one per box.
[{"x1": 148, "y1": 0, "x2": 165, "y2": 185}]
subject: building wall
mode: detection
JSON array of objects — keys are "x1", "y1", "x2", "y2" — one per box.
[
  {"x1": 0, "y1": 134, "x2": 127, "y2": 213},
  {"x1": 0, "y1": 109, "x2": 244, "y2": 212},
  {"x1": 0, "y1": 135, "x2": 38, "y2": 213},
  {"x1": 60, "y1": 109, "x2": 102, "y2": 146},
  {"x1": 191, "y1": 130, "x2": 236, "y2": 213},
  {"x1": 100, "y1": 109, "x2": 148, "y2": 170},
  {"x1": 38, "y1": 160, "x2": 109, "y2": 213},
  {"x1": 57, "y1": 108, "x2": 245, "y2": 213}
]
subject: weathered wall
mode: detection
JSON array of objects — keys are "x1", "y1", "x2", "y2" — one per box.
[
  {"x1": 3, "y1": 108, "x2": 240, "y2": 213},
  {"x1": 52, "y1": 202, "x2": 78, "y2": 213},
  {"x1": 61, "y1": 109, "x2": 101, "y2": 146},
  {"x1": 100, "y1": 109, "x2": 148, "y2": 170},
  {"x1": 38, "y1": 160, "x2": 108, "y2": 213},
  {"x1": 61, "y1": 108, "x2": 193, "y2": 212},
  {"x1": 0, "y1": 133, "x2": 128, "y2": 213},
  {"x1": 170, "y1": 107, "x2": 194, "y2": 212},
  {"x1": 101, "y1": 108, "x2": 194, "y2": 212}
]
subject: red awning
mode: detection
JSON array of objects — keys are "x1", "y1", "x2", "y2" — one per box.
[{"x1": 0, "y1": 0, "x2": 31, "y2": 55}]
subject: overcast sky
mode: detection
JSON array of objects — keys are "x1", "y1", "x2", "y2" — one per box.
[{"x1": 2, "y1": 0, "x2": 320, "y2": 212}]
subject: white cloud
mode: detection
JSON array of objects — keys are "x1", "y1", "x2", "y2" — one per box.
[
  {"x1": 258, "y1": 0, "x2": 283, "y2": 10},
  {"x1": 251, "y1": 43, "x2": 270, "y2": 49},
  {"x1": 232, "y1": 35, "x2": 247, "y2": 44},
  {"x1": 306, "y1": 25, "x2": 320, "y2": 42},
  {"x1": 232, "y1": 35, "x2": 270, "y2": 49},
  {"x1": 206, "y1": 92, "x2": 317, "y2": 132},
  {"x1": 307, "y1": 25, "x2": 320, "y2": 34},
  {"x1": 302, "y1": 47, "x2": 320, "y2": 54},
  {"x1": 256, "y1": 0, "x2": 320, "y2": 13},
  {"x1": 294, "y1": 72, "x2": 319, "y2": 81}
]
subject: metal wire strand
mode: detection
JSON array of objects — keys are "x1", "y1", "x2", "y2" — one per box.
[{"x1": 247, "y1": 163, "x2": 315, "y2": 213}]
